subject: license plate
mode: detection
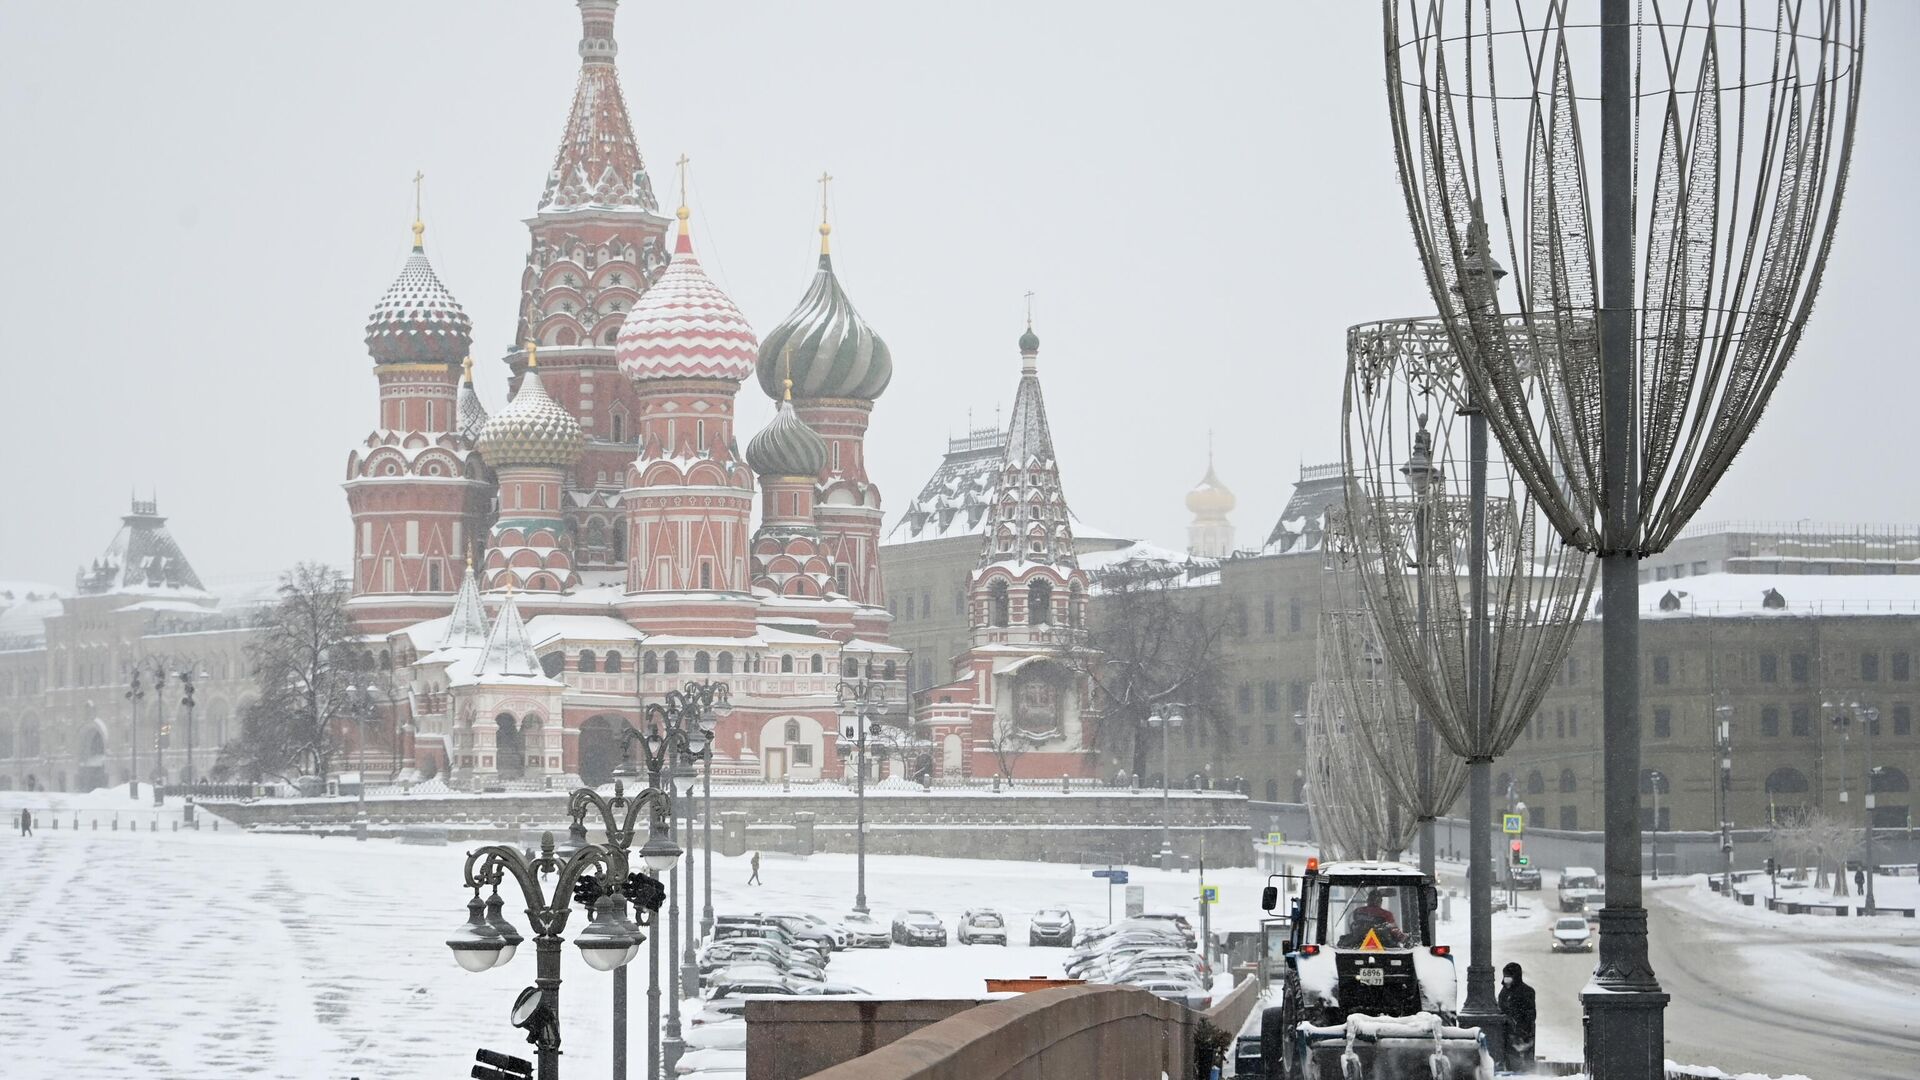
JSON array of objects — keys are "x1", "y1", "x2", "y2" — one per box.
[{"x1": 1356, "y1": 968, "x2": 1385, "y2": 986}]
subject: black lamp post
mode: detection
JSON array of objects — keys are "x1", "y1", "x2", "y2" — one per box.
[
  {"x1": 123, "y1": 669, "x2": 144, "y2": 799},
  {"x1": 566, "y1": 779, "x2": 679, "y2": 1080},
  {"x1": 614, "y1": 680, "x2": 726, "y2": 1079},
  {"x1": 449, "y1": 830, "x2": 672, "y2": 1080},
  {"x1": 835, "y1": 673, "x2": 890, "y2": 915},
  {"x1": 1145, "y1": 705, "x2": 1184, "y2": 872}
]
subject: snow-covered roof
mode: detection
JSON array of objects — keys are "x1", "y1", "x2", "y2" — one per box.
[
  {"x1": 843, "y1": 638, "x2": 908, "y2": 655},
  {"x1": 526, "y1": 614, "x2": 648, "y2": 647},
  {"x1": 754, "y1": 626, "x2": 832, "y2": 646},
  {"x1": 1638, "y1": 572, "x2": 1920, "y2": 618},
  {"x1": 75, "y1": 499, "x2": 208, "y2": 598},
  {"x1": 890, "y1": 426, "x2": 1005, "y2": 542},
  {"x1": 458, "y1": 590, "x2": 562, "y2": 688}
]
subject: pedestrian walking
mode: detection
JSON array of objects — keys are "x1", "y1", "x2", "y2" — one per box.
[
  {"x1": 1498, "y1": 961, "x2": 1536, "y2": 1074},
  {"x1": 747, "y1": 851, "x2": 761, "y2": 885},
  {"x1": 18, "y1": 808, "x2": 32, "y2": 837}
]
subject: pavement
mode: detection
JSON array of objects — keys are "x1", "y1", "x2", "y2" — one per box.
[{"x1": 1504, "y1": 879, "x2": 1920, "y2": 1080}]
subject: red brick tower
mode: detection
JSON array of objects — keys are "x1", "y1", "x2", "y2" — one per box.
[
  {"x1": 754, "y1": 189, "x2": 894, "y2": 641},
  {"x1": 345, "y1": 215, "x2": 495, "y2": 632},
  {"x1": 507, "y1": 0, "x2": 671, "y2": 576},
  {"x1": 613, "y1": 190, "x2": 760, "y2": 635}
]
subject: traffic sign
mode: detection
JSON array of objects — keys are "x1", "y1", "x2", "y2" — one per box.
[
  {"x1": 1266, "y1": 831, "x2": 1286, "y2": 845},
  {"x1": 1200, "y1": 885, "x2": 1219, "y2": 904},
  {"x1": 1093, "y1": 869, "x2": 1129, "y2": 884},
  {"x1": 1502, "y1": 813, "x2": 1525, "y2": 834}
]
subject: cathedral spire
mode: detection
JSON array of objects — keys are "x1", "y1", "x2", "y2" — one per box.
[{"x1": 539, "y1": 0, "x2": 656, "y2": 213}]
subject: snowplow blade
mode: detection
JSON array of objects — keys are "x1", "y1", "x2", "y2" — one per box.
[{"x1": 1297, "y1": 1014, "x2": 1492, "y2": 1080}]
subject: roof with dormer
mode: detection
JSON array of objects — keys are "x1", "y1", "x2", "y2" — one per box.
[{"x1": 75, "y1": 498, "x2": 209, "y2": 597}]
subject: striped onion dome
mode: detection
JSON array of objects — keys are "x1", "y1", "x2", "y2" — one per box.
[
  {"x1": 616, "y1": 213, "x2": 758, "y2": 383},
  {"x1": 755, "y1": 251, "x2": 892, "y2": 402},
  {"x1": 364, "y1": 226, "x2": 472, "y2": 364},
  {"x1": 746, "y1": 399, "x2": 828, "y2": 478},
  {"x1": 475, "y1": 364, "x2": 585, "y2": 469}
]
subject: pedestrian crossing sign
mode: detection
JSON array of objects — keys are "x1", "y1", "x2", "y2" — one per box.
[
  {"x1": 1266, "y1": 831, "x2": 1285, "y2": 845},
  {"x1": 1201, "y1": 885, "x2": 1220, "y2": 904},
  {"x1": 1502, "y1": 813, "x2": 1525, "y2": 834}
]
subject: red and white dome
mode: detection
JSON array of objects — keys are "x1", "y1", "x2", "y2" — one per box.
[{"x1": 616, "y1": 212, "x2": 758, "y2": 383}]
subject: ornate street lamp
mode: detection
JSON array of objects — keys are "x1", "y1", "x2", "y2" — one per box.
[
  {"x1": 1144, "y1": 705, "x2": 1183, "y2": 871},
  {"x1": 567, "y1": 776, "x2": 677, "y2": 1079},
  {"x1": 835, "y1": 672, "x2": 889, "y2": 914},
  {"x1": 1384, "y1": 6, "x2": 1867, "y2": 1073}
]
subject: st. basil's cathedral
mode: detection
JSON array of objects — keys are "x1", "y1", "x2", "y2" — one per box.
[{"x1": 346, "y1": 0, "x2": 1098, "y2": 788}]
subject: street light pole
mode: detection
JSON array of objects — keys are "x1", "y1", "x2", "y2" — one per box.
[
  {"x1": 1147, "y1": 705, "x2": 1183, "y2": 872},
  {"x1": 836, "y1": 671, "x2": 889, "y2": 915},
  {"x1": 1648, "y1": 771, "x2": 1665, "y2": 881},
  {"x1": 572, "y1": 772, "x2": 678, "y2": 1080},
  {"x1": 124, "y1": 670, "x2": 144, "y2": 799},
  {"x1": 701, "y1": 749, "x2": 714, "y2": 938},
  {"x1": 1716, "y1": 707, "x2": 1734, "y2": 902}
]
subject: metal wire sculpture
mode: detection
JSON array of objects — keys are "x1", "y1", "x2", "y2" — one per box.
[
  {"x1": 1303, "y1": 677, "x2": 1410, "y2": 862},
  {"x1": 1383, "y1": 0, "x2": 1865, "y2": 556},
  {"x1": 1318, "y1": 513, "x2": 1471, "y2": 859},
  {"x1": 1341, "y1": 316, "x2": 1596, "y2": 760}
]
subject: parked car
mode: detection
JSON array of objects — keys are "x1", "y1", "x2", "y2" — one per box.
[
  {"x1": 707, "y1": 961, "x2": 821, "y2": 987},
  {"x1": 699, "y1": 946, "x2": 824, "y2": 983},
  {"x1": 673, "y1": 1047, "x2": 745, "y2": 1075},
  {"x1": 891, "y1": 910, "x2": 948, "y2": 946},
  {"x1": 1134, "y1": 979, "x2": 1210, "y2": 1009},
  {"x1": 839, "y1": 911, "x2": 892, "y2": 949},
  {"x1": 684, "y1": 1020, "x2": 746, "y2": 1050},
  {"x1": 957, "y1": 909, "x2": 1008, "y2": 945},
  {"x1": 1551, "y1": 915, "x2": 1594, "y2": 953},
  {"x1": 711, "y1": 922, "x2": 828, "y2": 965},
  {"x1": 717, "y1": 916, "x2": 834, "y2": 958},
  {"x1": 1512, "y1": 865, "x2": 1543, "y2": 890},
  {"x1": 1135, "y1": 912, "x2": 1198, "y2": 949},
  {"x1": 700, "y1": 934, "x2": 825, "y2": 970},
  {"x1": 756, "y1": 911, "x2": 849, "y2": 950},
  {"x1": 688, "y1": 999, "x2": 748, "y2": 1027},
  {"x1": 1029, "y1": 908, "x2": 1076, "y2": 947},
  {"x1": 705, "y1": 979, "x2": 798, "y2": 1000}
]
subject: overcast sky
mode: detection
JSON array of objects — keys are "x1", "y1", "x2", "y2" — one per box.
[{"x1": 1, "y1": 1, "x2": 1914, "y2": 591}]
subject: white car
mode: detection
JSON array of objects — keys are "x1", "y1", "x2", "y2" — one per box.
[
  {"x1": 684, "y1": 1020, "x2": 745, "y2": 1050},
  {"x1": 688, "y1": 999, "x2": 747, "y2": 1027},
  {"x1": 1551, "y1": 916, "x2": 1594, "y2": 953},
  {"x1": 839, "y1": 911, "x2": 892, "y2": 949},
  {"x1": 673, "y1": 1047, "x2": 745, "y2": 1075}
]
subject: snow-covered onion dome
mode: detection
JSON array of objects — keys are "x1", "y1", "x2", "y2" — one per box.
[
  {"x1": 1186, "y1": 461, "x2": 1236, "y2": 516},
  {"x1": 754, "y1": 217, "x2": 892, "y2": 402},
  {"x1": 475, "y1": 349, "x2": 585, "y2": 468},
  {"x1": 615, "y1": 206, "x2": 758, "y2": 383},
  {"x1": 746, "y1": 381, "x2": 829, "y2": 478},
  {"x1": 364, "y1": 220, "x2": 473, "y2": 364}
]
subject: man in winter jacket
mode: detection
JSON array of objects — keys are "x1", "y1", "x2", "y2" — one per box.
[{"x1": 1498, "y1": 960, "x2": 1537, "y2": 1072}]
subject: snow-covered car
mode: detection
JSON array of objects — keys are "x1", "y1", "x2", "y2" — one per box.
[
  {"x1": 1135, "y1": 912, "x2": 1198, "y2": 949},
  {"x1": 673, "y1": 1047, "x2": 745, "y2": 1075},
  {"x1": 1550, "y1": 916, "x2": 1594, "y2": 953},
  {"x1": 718, "y1": 916, "x2": 837, "y2": 956},
  {"x1": 707, "y1": 961, "x2": 820, "y2": 986},
  {"x1": 1029, "y1": 908, "x2": 1075, "y2": 947},
  {"x1": 684, "y1": 1020, "x2": 746, "y2": 1050},
  {"x1": 1133, "y1": 979, "x2": 1209, "y2": 1009},
  {"x1": 757, "y1": 911, "x2": 849, "y2": 951},
  {"x1": 711, "y1": 923, "x2": 829, "y2": 965},
  {"x1": 891, "y1": 910, "x2": 948, "y2": 946},
  {"x1": 688, "y1": 999, "x2": 748, "y2": 1027},
  {"x1": 699, "y1": 949, "x2": 824, "y2": 983},
  {"x1": 957, "y1": 909, "x2": 1007, "y2": 945},
  {"x1": 704, "y1": 979, "x2": 798, "y2": 1000},
  {"x1": 839, "y1": 911, "x2": 891, "y2": 949},
  {"x1": 1512, "y1": 866, "x2": 1543, "y2": 890}
]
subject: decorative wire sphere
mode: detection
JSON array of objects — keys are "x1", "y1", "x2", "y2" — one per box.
[
  {"x1": 1383, "y1": 0, "x2": 1866, "y2": 553},
  {"x1": 1303, "y1": 681, "x2": 1407, "y2": 862},
  {"x1": 1340, "y1": 317, "x2": 1595, "y2": 759}
]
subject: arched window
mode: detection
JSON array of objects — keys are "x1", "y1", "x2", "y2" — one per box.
[
  {"x1": 604, "y1": 651, "x2": 623, "y2": 673},
  {"x1": 695, "y1": 651, "x2": 711, "y2": 674},
  {"x1": 883, "y1": 659, "x2": 897, "y2": 681},
  {"x1": 781, "y1": 654, "x2": 794, "y2": 673},
  {"x1": 1029, "y1": 578, "x2": 1053, "y2": 625},
  {"x1": 784, "y1": 719, "x2": 801, "y2": 743},
  {"x1": 663, "y1": 651, "x2": 680, "y2": 674},
  {"x1": 1765, "y1": 767, "x2": 1810, "y2": 794},
  {"x1": 643, "y1": 651, "x2": 658, "y2": 674},
  {"x1": 809, "y1": 654, "x2": 823, "y2": 674},
  {"x1": 1871, "y1": 766, "x2": 1910, "y2": 793},
  {"x1": 1559, "y1": 768, "x2": 1577, "y2": 793},
  {"x1": 578, "y1": 650, "x2": 598, "y2": 673},
  {"x1": 717, "y1": 652, "x2": 734, "y2": 674},
  {"x1": 1526, "y1": 769, "x2": 1545, "y2": 795},
  {"x1": 989, "y1": 580, "x2": 1010, "y2": 627}
]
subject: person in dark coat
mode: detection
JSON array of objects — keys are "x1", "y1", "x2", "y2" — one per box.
[
  {"x1": 1498, "y1": 961, "x2": 1537, "y2": 1072},
  {"x1": 747, "y1": 851, "x2": 761, "y2": 885},
  {"x1": 18, "y1": 808, "x2": 32, "y2": 836}
]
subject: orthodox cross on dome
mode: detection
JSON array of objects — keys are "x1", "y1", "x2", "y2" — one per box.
[
  {"x1": 674, "y1": 153, "x2": 691, "y2": 241},
  {"x1": 1024, "y1": 290, "x2": 1035, "y2": 327},
  {"x1": 817, "y1": 171, "x2": 833, "y2": 254},
  {"x1": 411, "y1": 170, "x2": 426, "y2": 249}
]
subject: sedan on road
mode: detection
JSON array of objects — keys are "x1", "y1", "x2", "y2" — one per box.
[
  {"x1": 891, "y1": 910, "x2": 948, "y2": 946},
  {"x1": 1550, "y1": 916, "x2": 1594, "y2": 953}
]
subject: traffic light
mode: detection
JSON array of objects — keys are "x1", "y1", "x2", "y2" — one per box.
[
  {"x1": 1764, "y1": 857, "x2": 1778, "y2": 876},
  {"x1": 1509, "y1": 839, "x2": 1523, "y2": 865},
  {"x1": 1517, "y1": 855, "x2": 1530, "y2": 866}
]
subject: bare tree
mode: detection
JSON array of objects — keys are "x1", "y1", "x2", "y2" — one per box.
[
  {"x1": 221, "y1": 563, "x2": 356, "y2": 782},
  {"x1": 1081, "y1": 555, "x2": 1231, "y2": 779},
  {"x1": 1770, "y1": 812, "x2": 1863, "y2": 897}
]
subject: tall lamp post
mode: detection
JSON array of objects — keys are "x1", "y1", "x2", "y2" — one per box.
[
  {"x1": 617, "y1": 680, "x2": 726, "y2": 1078},
  {"x1": 836, "y1": 674, "x2": 890, "y2": 914},
  {"x1": 447, "y1": 829, "x2": 673, "y2": 1080},
  {"x1": 1714, "y1": 706, "x2": 1735, "y2": 902},
  {"x1": 567, "y1": 776, "x2": 680, "y2": 1080},
  {"x1": 1646, "y1": 771, "x2": 1666, "y2": 881},
  {"x1": 178, "y1": 666, "x2": 207, "y2": 787},
  {"x1": 1825, "y1": 699, "x2": 1879, "y2": 914},
  {"x1": 148, "y1": 660, "x2": 170, "y2": 805},
  {"x1": 124, "y1": 669, "x2": 144, "y2": 799},
  {"x1": 1146, "y1": 705, "x2": 1183, "y2": 872}
]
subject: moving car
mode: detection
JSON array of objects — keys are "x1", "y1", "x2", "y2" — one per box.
[
  {"x1": 1550, "y1": 915, "x2": 1594, "y2": 952},
  {"x1": 891, "y1": 910, "x2": 948, "y2": 947},
  {"x1": 957, "y1": 909, "x2": 1008, "y2": 945},
  {"x1": 1512, "y1": 865, "x2": 1543, "y2": 890},
  {"x1": 1557, "y1": 867, "x2": 1603, "y2": 912},
  {"x1": 840, "y1": 911, "x2": 891, "y2": 949},
  {"x1": 1029, "y1": 908, "x2": 1075, "y2": 947}
]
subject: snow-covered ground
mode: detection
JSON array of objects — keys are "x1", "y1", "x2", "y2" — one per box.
[{"x1": 0, "y1": 805, "x2": 1275, "y2": 1080}]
